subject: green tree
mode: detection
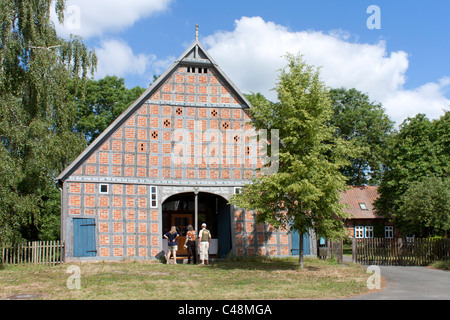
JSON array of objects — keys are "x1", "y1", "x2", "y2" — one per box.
[
  {"x1": 397, "y1": 177, "x2": 449, "y2": 237},
  {"x1": 72, "y1": 76, "x2": 145, "y2": 145},
  {"x1": 329, "y1": 88, "x2": 394, "y2": 186},
  {"x1": 232, "y1": 55, "x2": 353, "y2": 268},
  {"x1": 0, "y1": 0, "x2": 96, "y2": 244},
  {"x1": 375, "y1": 112, "x2": 450, "y2": 235}
]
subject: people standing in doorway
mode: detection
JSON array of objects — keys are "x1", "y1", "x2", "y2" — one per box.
[
  {"x1": 163, "y1": 226, "x2": 179, "y2": 264},
  {"x1": 184, "y1": 225, "x2": 197, "y2": 264},
  {"x1": 198, "y1": 223, "x2": 211, "y2": 265}
]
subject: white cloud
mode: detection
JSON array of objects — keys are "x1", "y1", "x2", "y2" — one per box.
[
  {"x1": 203, "y1": 16, "x2": 450, "y2": 125},
  {"x1": 51, "y1": 0, "x2": 172, "y2": 39},
  {"x1": 95, "y1": 39, "x2": 173, "y2": 81},
  {"x1": 383, "y1": 77, "x2": 450, "y2": 123}
]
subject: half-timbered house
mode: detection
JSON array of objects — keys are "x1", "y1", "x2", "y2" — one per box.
[{"x1": 57, "y1": 35, "x2": 314, "y2": 261}]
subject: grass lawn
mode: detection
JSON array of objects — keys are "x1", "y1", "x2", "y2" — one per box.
[
  {"x1": 343, "y1": 244, "x2": 353, "y2": 257},
  {"x1": 0, "y1": 257, "x2": 371, "y2": 300}
]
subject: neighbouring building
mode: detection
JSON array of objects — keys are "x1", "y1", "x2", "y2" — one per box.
[
  {"x1": 341, "y1": 186, "x2": 396, "y2": 239},
  {"x1": 57, "y1": 37, "x2": 316, "y2": 262}
]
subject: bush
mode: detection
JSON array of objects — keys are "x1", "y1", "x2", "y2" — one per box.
[{"x1": 430, "y1": 260, "x2": 450, "y2": 270}]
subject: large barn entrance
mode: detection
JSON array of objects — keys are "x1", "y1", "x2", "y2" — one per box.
[{"x1": 162, "y1": 192, "x2": 231, "y2": 258}]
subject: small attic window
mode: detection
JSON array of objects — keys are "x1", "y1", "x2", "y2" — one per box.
[
  {"x1": 359, "y1": 203, "x2": 368, "y2": 210},
  {"x1": 187, "y1": 67, "x2": 207, "y2": 74}
]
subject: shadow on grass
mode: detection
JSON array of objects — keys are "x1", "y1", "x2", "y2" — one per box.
[{"x1": 209, "y1": 256, "x2": 309, "y2": 271}]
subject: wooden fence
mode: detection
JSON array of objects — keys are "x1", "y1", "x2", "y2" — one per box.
[
  {"x1": 0, "y1": 241, "x2": 64, "y2": 265},
  {"x1": 352, "y1": 238, "x2": 450, "y2": 266},
  {"x1": 318, "y1": 239, "x2": 343, "y2": 264}
]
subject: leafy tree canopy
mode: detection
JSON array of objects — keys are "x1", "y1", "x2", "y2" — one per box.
[
  {"x1": 233, "y1": 54, "x2": 354, "y2": 267},
  {"x1": 329, "y1": 88, "x2": 394, "y2": 186},
  {"x1": 0, "y1": 0, "x2": 96, "y2": 244},
  {"x1": 375, "y1": 111, "x2": 450, "y2": 236},
  {"x1": 397, "y1": 176, "x2": 449, "y2": 237},
  {"x1": 72, "y1": 76, "x2": 145, "y2": 145}
]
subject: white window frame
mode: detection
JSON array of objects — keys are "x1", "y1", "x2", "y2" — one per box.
[
  {"x1": 385, "y1": 226, "x2": 394, "y2": 239},
  {"x1": 150, "y1": 186, "x2": 158, "y2": 208},
  {"x1": 365, "y1": 226, "x2": 374, "y2": 238},
  {"x1": 355, "y1": 226, "x2": 375, "y2": 238},
  {"x1": 355, "y1": 226, "x2": 365, "y2": 238},
  {"x1": 99, "y1": 184, "x2": 109, "y2": 194},
  {"x1": 359, "y1": 202, "x2": 368, "y2": 210}
]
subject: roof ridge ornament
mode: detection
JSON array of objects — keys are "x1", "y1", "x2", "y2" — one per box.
[
  {"x1": 195, "y1": 24, "x2": 199, "y2": 58},
  {"x1": 195, "y1": 24, "x2": 199, "y2": 42}
]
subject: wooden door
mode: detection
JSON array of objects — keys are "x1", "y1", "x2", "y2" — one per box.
[
  {"x1": 73, "y1": 218, "x2": 96, "y2": 257},
  {"x1": 290, "y1": 230, "x2": 311, "y2": 256},
  {"x1": 171, "y1": 214, "x2": 193, "y2": 255}
]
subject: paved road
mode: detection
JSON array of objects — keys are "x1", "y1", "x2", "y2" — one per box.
[{"x1": 350, "y1": 265, "x2": 450, "y2": 300}]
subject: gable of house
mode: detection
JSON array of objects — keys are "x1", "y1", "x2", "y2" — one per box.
[
  {"x1": 341, "y1": 186, "x2": 396, "y2": 238},
  {"x1": 57, "y1": 41, "x2": 257, "y2": 185}
]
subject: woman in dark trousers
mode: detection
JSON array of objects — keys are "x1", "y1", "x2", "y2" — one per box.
[{"x1": 184, "y1": 225, "x2": 197, "y2": 264}]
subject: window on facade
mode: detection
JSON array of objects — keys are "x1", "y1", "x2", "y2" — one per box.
[
  {"x1": 365, "y1": 226, "x2": 374, "y2": 238},
  {"x1": 234, "y1": 187, "x2": 242, "y2": 194},
  {"x1": 355, "y1": 226, "x2": 374, "y2": 238},
  {"x1": 359, "y1": 203, "x2": 368, "y2": 210},
  {"x1": 355, "y1": 226, "x2": 364, "y2": 238},
  {"x1": 100, "y1": 184, "x2": 108, "y2": 194},
  {"x1": 385, "y1": 226, "x2": 394, "y2": 239},
  {"x1": 150, "y1": 186, "x2": 157, "y2": 208}
]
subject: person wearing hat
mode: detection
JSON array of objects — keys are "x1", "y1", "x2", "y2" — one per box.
[{"x1": 198, "y1": 223, "x2": 211, "y2": 265}]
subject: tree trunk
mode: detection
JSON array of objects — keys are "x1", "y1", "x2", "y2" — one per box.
[{"x1": 298, "y1": 232, "x2": 304, "y2": 269}]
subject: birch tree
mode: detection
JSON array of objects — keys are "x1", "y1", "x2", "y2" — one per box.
[{"x1": 0, "y1": 0, "x2": 96, "y2": 243}]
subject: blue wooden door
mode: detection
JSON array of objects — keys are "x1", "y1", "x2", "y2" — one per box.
[
  {"x1": 73, "y1": 218, "x2": 96, "y2": 257},
  {"x1": 291, "y1": 230, "x2": 310, "y2": 256},
  {"x1": 303, "y1": 232, "x2": 310, "y2": 255}
]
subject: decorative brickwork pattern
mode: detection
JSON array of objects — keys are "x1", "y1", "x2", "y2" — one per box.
[
  {"x1": 67, "y1": 182, "x2": 158, "y2": 258},
  {"x1": 69, "y1": 66, "x2": 257, "y2": 185}
]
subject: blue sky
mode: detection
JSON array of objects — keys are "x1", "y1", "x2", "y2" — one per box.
[{"x1": 52, "y1": 0, "x2": 450, "y2": 125}]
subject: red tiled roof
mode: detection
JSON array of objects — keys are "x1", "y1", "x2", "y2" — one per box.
[{"x1": 340, "y1": 186, "x2": 382, "y2": 219}]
